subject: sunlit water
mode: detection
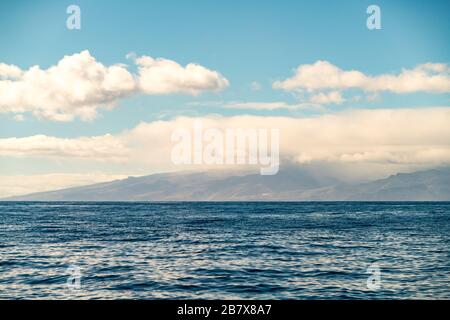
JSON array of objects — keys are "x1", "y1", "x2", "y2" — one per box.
[{"x1": 0, "y1": 202, "x2": 449, "y2": 299}]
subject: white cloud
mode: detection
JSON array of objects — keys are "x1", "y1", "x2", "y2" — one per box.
[
  {"x1": 135, "y1": 56, "x2": 229, "y2": 95},
  {"x1": 223, "y1": 101, "x2": 324, "y2": 111},
  {"x1": 0, "y1": 50, "x2": 229, "y2": 121},
  {"x1": 0, "y1": 63, "x2": 22, "y2": 79},
  {"x1": 1, "y1": 107, "x2": 449, "y2": 172},
  {"x1": 308, "y1": 91, "x2": 344, "y2": 104},
  {"x1": 0, "y1": 51, "x2": 135, "y2": 122},
  {"x1": 273, "y1": 61, "x2": 450, "y2": 103},
  {"x1": 0, "y1": 134, "x2": 128, "y2": 161}
]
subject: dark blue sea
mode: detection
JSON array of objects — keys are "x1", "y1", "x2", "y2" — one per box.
[{"x1": 0, "y1": 202, "x2": 449, "y2": 299}]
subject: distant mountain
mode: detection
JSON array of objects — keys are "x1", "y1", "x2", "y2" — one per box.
[
  {"x1": 337, "y1": 168, "x2": 450, "y2": 201},
  {"x1": 3, "y1": 167, "x2": 450, "y2": 201}
]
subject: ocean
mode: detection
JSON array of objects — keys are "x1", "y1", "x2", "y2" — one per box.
[{"x1": 0, "y1": 202, "x2": 449, "y2": 299}]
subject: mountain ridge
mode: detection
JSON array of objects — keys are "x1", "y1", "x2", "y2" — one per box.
[{"x1": 3, "y1": 167, "x2": 450, "y2": 201}]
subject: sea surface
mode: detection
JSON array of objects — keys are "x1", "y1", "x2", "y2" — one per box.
[{"x1": 0, "y1": 202, "x2": 449, "y2": 299}]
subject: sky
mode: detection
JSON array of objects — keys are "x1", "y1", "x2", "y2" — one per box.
[{"x1": 0, "y1": 0, "x2": 449, "y2": 196}]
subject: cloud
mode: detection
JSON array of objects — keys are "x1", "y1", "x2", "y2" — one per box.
[
  {"x1": 250, "y1": 81, "x2": 262, "y2": 91},
  {"x1": 223, "y1": 101, "x2": 323, "y2": 111},
  {"x1": 273, "y1": 61, "x2": 450, "y2": 103},
  {"x1": 135, "y1": 56, "x2": 229, "y2": 95},
  {"x1": 1, "y1": 107, "x2": 449, "y2": 172},
  {"x1": 0, "y1": 134, "x2": 128, "y2": 161},
  {"x1": 0, "y1": 51, "x2": 135, "y2": 122},
  {"x1": 0, "y1": 63, "x2": 22, "y2": 79},
  {"x1": 0, "y1": 50, "x2": 229, "y2": 121},
  {"x1": 308, "y1": 91, "x2": 344, "y2": 104},
  {"x1": 13, "y1": 114, "x2": 25, "y2": 122}
]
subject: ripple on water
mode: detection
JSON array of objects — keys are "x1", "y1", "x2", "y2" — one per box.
[{"x1": 0, "y1": 201, "x2": 449, "y2": 299}]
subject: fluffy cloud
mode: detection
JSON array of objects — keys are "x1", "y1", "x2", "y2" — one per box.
[
  {"x1": 1, "y1": 107, "x2": 449, "y2": 171},
  {"x1": 273, "y1": 61, "x2": 450, "y2": 103},
  {"x1": 135, "y1": 56, "x2": 229, "y2": 95},
  {"x1": 0, "y1": 63, "x2": 22, "y2": 79},
  {"x1": 0, "y1": 51, "x2": 229, "y2": 121},
  {"x1": 0, "y1": 51, "x2": 135, "y2": 121}
]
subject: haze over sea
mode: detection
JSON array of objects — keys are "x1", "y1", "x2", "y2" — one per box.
[{"x1": 0, "y1": 202, "x2": 449, "y2": 299}]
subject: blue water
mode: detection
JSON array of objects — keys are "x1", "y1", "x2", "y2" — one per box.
[{"x1": 0, "y1": 202, "x2": 449, "y2": 299}]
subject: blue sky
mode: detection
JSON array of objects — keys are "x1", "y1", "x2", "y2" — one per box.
[
  {"x1": 0, "y1": 0, "x2": 449, "y2": 196},
  {"x1": 1, "y1": 0, "x2": 449, "y2": 138}
]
